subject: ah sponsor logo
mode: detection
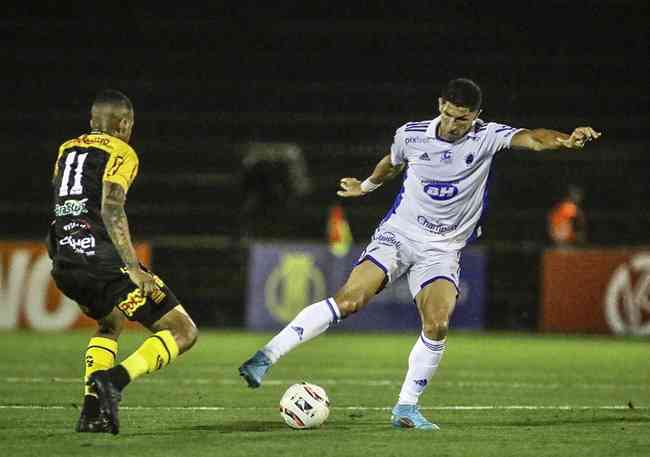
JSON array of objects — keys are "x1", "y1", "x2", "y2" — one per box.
[{"x1": 423, "y1": 182, "x2": 459, "y2": 201}]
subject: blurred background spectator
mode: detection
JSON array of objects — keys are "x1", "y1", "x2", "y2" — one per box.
[{"x1": 547, "y1": 185, "x2": 587, "y2": 247}]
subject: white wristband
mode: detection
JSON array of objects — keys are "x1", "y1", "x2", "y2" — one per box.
[{"x1": 360, "y1": 178, "x2": 382, "y2": 193}]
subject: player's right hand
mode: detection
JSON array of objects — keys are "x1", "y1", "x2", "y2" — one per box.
[
  {"x1": 127, "y1": 267, "x2": 160, "y2": 296},
  {"x1": 337, "y1": 177, "x2": 365, "y2": 197}
]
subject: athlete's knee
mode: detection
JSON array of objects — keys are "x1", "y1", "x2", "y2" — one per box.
[
  {"x1": 97, "y1": 321, "x2": 122, "y2": 338},
  {"x1": 154, "y1": 311, "x2": 198, "y2": 354},
  {"x1": 173, "y1": 316, "x2": 198, "y2": 354},
  {"x1": 417, "y1": 292, "x2": 456, "y2": 340},
  {"x1": 334, "y1": 286, "x2": 372, "y2": 317},
  {"x1": 421, "y1": 319, "x2": 449, "y2": 340},
  {"x1": 96, "y1": 311, "x2": 125, "y2": 338},
  {"x1": 420, "y1": 304, "x2": 452, "y2": 340}
]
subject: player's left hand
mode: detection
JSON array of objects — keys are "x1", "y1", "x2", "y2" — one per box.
[
  {"x1": 557, "y1": 127, "x2": 602, "y2": 148},
  {"x1": 337, "y1": 177, "x2": 365, "y2": 197},
  {"x1": 127, "y1": 267, "x2": 160, "y2": 297}
]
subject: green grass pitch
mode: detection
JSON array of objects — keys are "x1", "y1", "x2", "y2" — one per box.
[{"x1": 0, "y1": 330, "x2": 648, "y2": 457}]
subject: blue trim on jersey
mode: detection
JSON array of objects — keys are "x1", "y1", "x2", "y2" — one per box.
[
  {"x1": 380, "y1": 170, "x2": 407, "y2": 225},
  {"x1": 467, "y1": 155, "x2": 497, "y2": 244},
  {"x1": 405, "y1": 121, "x2": 431, "y2": 132}
]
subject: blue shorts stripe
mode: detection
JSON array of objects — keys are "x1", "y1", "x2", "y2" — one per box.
[
  {"x1": 362, "y1": 255, "x2": 389, "y2": 277},
  {"x1": 420, "y1": 276, "x2": 460, "y2": 296}
]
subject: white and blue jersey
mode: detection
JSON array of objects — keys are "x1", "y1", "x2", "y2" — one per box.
[
  {"x1": 383, "y1": 116, "x2": 523, "y2": 251},
  {"x1": 358, "y1": 116, "x2": 522, "y2": 298}
]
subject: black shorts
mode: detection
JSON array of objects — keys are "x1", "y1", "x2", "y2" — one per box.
[{"x1": 51, "y1": 263, "x2": 179, "y2": 327}]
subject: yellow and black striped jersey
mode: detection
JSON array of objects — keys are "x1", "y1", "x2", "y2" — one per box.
[{"x1": 50, "y1": 131, "x2": 139, "y2": 276}]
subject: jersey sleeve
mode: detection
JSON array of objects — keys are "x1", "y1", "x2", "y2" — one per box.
[
  {"x1": 53, "y1": 144, "x2": 64, "y2": 178},
  {"x1": 390, "y1": 125, "x2": 407, "y2": 165},
  {"x1": 102, "y1": 144, "x2": 139, "y2": 192},
  {"x1": 485, "y1": 122, "x2": 525, "y2": 154},
  {"x1": 53, "y1": 140, "x2": 73, "y2": 178}
]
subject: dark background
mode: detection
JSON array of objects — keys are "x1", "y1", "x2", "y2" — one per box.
[{"x1": 3, "y1": 1, "x2": 648, "y2": 328}]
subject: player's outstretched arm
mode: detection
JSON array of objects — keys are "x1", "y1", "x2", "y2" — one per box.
[
  {"x1": 511, "y1": 127, "x2": 602, "y2": 151},
  {"x1": 337, "y1": 154, "x2": 405, "y2": 198},
  {"x1": 101, "y1": 181, "x2": 158, "y2": 295}
]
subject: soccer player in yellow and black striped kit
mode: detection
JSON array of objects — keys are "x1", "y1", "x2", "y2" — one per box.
[{"x1": 47, "y1": 89, "x2": 198, "y2": 434}]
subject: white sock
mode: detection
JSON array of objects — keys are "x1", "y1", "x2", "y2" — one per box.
[
  {"x1": 262, "y1": 298, "x2": 341, "y2": 363},
  {"x1": 397, "y1": 333, "x2": 446, "y2": 405}
]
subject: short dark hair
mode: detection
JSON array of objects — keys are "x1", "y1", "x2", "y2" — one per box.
[
  {"x1": 93, "y1": 89, "x2": 133, "y2": 112},
  {"x1": 441, "y1": 78, "x2": 482, "y2": 111}
]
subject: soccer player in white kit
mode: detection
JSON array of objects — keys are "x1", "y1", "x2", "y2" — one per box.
[{"x1": 239, "y1": 78, "x2": 602, "y2": 429}]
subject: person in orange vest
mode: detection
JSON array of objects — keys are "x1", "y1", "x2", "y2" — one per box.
[
  {"x1": 548, "y1": 185, "x2": 587, "y2": 246},
  {"x1": 327, "y1": 204, "x2": 353, "y2": 257}
]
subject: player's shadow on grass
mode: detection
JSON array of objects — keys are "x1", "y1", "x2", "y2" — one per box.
[
  {"x1": 117, "y1": 424, "x2": 279, "y2": 436},
  {"x1": 169, "y1": 421, "x2": 286, "y2": 433},
  {"x1": 159, "y1": 421, "x2": 365, "y2": 434}
]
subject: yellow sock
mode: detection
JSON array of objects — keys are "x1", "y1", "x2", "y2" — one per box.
[
  {"x1": 120, "y1": 330, "x2": 179, "y2": 382},
  {"x1": 84, "y1": 337, "x2": 118, "y2": 397}
]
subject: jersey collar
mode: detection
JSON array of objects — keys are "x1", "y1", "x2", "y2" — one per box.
[{"x1": 87, "y1": 130, "x2": 130, "y2": 148}]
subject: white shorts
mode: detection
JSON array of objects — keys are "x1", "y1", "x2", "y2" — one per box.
[{"x1": 357, "y1": 223, "x2": 461, "y2": 299}]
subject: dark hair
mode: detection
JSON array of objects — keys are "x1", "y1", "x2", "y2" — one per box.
[
  {"x1": 441, "y1": 78, "x2": 482, "y2": 111},
  {"x1": 93, "y1": 89, "x2": 133, "y2": 112}
]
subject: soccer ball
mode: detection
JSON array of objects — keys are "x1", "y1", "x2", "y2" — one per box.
[{"x1": 279, "y1": 382, "x2": 330, "y2": 429}]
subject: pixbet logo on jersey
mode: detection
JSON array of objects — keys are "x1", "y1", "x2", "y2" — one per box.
[
  {"x1": 604, "y1": 254, "x2": 650, "y2": 335},
  {"x1": 405, "y1": 137, "x2": 433, "y2": 144},
  {"x1": 423, "y1": 182, "x2": 459, "y2": 201}
]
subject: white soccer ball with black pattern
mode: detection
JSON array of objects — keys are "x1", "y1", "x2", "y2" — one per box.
[{"x1": 279, "y1": 382, "x2": 330, "y2": 429}]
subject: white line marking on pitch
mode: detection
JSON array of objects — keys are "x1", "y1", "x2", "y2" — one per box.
[
  {"x1": 2, "y1": 377, "x2": 648, "y2": 390},
  {"x1": 0, "y1": 405, "x2": 646, "y2": 411}
]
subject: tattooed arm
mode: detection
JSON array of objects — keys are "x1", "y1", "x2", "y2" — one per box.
[{"x1": 101, "y1": 181, "x2": 158, "y2": 295}]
